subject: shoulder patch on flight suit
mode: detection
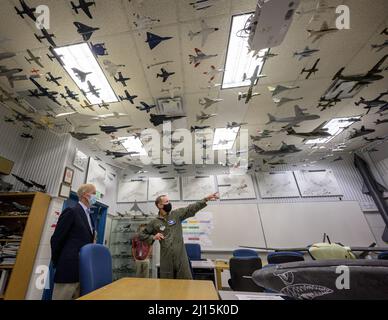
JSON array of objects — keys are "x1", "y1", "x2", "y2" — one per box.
[{"x1": 167, "y1": 219, "x2": 176, "y2": 226}]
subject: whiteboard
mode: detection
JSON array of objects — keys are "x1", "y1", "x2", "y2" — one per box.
[
  {"x1": 148, "y1": 177, "x2": 180, "y2": 201},
  {"x1": 259, "y1": 201, "x2": 375, "y2": 248},
  {"x1": 257, "y1": 171, "x2": 300, "y2": 198},
  {"x1": 117, "y1": 179, "x2": 148, "y2": 202}
]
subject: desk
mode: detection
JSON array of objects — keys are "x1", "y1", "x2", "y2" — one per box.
[
  {"x1": 219, "y1": 290, "x2": 284, "y2": 300},
  {"x1": 215, "y1": 260, "x2": 229, "y2": 290},
  {"x1": 78, "y1": 278, "x2": 219, "y2": 300}
]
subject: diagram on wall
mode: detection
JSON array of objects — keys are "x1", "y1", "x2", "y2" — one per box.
[
  {"x1": 183, "y1": 211, "x2": 214, "y2": 248},
  {"x1": 294, "y1": 169, "x2": 343, "y2": 197},
  {"x1": 148, "y1": 177, "x2": 180, "y2": 201},
  {"x1": 117, "y1": 179, "x2": 148, "y2": 202},
  {"x1": 182, "y1": 176, "x2": 216, "y2": 200},
  {"x1": 86, "y1": 157, "x2": 106, "y2": 195},
  {"x1": 73, "y1": 148, "x2": 88, "y2": 171},
  {"x1": 257, "y1": 171, "x2": 300, "y2": 198},
  {"x1": 216, "y1": 174, "x2": 256, "y2": 200}
]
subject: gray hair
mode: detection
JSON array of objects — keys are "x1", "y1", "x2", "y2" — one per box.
[{"x1": 77, "y1": 184, "x2": 95, "y2": 198}]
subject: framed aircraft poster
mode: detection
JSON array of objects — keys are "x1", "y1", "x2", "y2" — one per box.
[
  {"x1": 182, "y1": 176, "x2": 216, "y2": 200},
  {"x1": 73, "y1": 148, "x2": 88, "y2": 171},
  {"x1": 86, "y1": 157, "x2": 106, "y2": 195},
  {"x1": 216, "y1": 174, "x2": 256, "y2": 200},
  {"x1": 294, "y1": 169, "x2": 343, "y2": 197},
  {"x1": 148, "y1": 177, "x2": 180, "y2": 201},
  {"x1": 117, "y1": 178, "x2": 148, "y2": 203},
  {"x1": 257, "y1": 171, "x2": 300, "y2": 198}
]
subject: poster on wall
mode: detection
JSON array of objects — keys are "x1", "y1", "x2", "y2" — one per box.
[
  {"x1": 294, "y1": 169, "x2": 343, "y2": 197},
  {"x1": 73, "y1": 148, "x2": 88, "y2": 171},
  {"x1": 86, "y1": 157, "x2": 106, "y2": 195},
  {"x1": 147, "y1": 177, "x2": 180, "y2": 201},
  {"x1": 182, "y1": 176, "x2": 216, "y2": 200},
  {"x1": 182, "y1": 211, "x2": 213, "y2": 248},
  {"x1": 257, "y1": 171, "x2": 300, "y2": 198},
  {"x1": 216, "y1": 174, "x2": 256, "y2": 200},
  {"x1": 117, "y1": 178, "x2": 148, "y2": 202}
]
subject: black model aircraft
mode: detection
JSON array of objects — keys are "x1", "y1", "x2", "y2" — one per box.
[
  {"x1": 156, "y1": 68, "x2": 175, "y2": 82},
  {"x1": 105, "y1": 150, "x2": 139, "y2": 158},
  {"x1": 381, "y1": 27, "x2": 388, "y2": 35},
  {"x1": 82, "y1": 80, "x2": 100, "y2": 98},
  {"x1": 375, "y1": 118, "x2": 388, "y2": 125},
  {"x1": 29, "y1": 179, "x2": 46, "y2": 192},
  {"x1": 45, "y1": 72, "x2": 62, "y2": 86},
  {"x1": 61, "y1": 86, "x2": 79, "y2": 101},
  {"x1": 348, "y1": 125, "x2": 375, "y2": 139},
  {"x1": 12, "y1": 174, "x2": 33, "y2": 189},
  {"x1": 72, "y1": 67, "x2": 91, "y2": 82},
  {"x1": 15, "y1": 0, "x2": 36, "y2": 21},
  {"x1": 355, "y1": 91, "x2": 388, "y2": 114},
  {"x1": 21, "y1": 133, "x2": 33, "y2": 139},
  {"x1": 34, "y1": 28, "x2": 56, "y2": 47},
  {"x1": 114, "y1": 72, "x2": 130, "y2": 87},
  {"x1": 119, "y1": 90, "x2": 138, "y2": 104},
  {"x1": 286, "y1": 122, "x2": 331, "y2": 141},
  {"x1": 73, "y1": 21, "x2": 99, "y2": 41},
  {"x1": 69, "y1": 131, "x2": 99, "y2": 140},
  {"x1": 364, "y1": 136, "x2": 384, "y2": 142},
  {"x1": 29, "y1": 77, "x2": 61, "y2": 106},
  {"x1": 90, "y1": 42, "x2": 108, "y2": 56},
  {"x1": 145, "y1": 32, "x2": 173, "y2": 50},
  {"x1": 190, "y1": 125, "x2": 210, "y2": 132},
  {"x1": 150, "y1": 114, "x2": 186, "y2": 126},
  {"x1": 100, "y1": 125, "x2": 132, "y2": 134},
  {"x1": 64, "y1": 100, "x2": 77, "y2": 112},
  {"x1": 136, "y1": 101, "x2": 156, "y2": 113},
  {"x1": 71, "y1": 0, "x2": 95, "y2": 19},
  {"x1": 153, "y1": 165, "x2": 167, "y2": 169},
  {"x1": 300, "y1": 58, "x2": 320, "y2": 79},
  {"x1": 47, "y1": 46, "x2": 64, "y2": 66},
  {"x1": 98, "y1": 101, "x2": 109, "y2": 110},
  {"x1": 333, "y1": 54, "x2": 388, "y2": 91},
  {"x1": 10, "y1": 108, "x2": 35, "y2": 125},
  {"x1": 317, "y1": 91, "x2": 342, "y2": 111}
]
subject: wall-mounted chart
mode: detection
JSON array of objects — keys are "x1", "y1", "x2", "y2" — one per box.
[
  {"x1": 216, "y1": 174, "x2": 256, "y2": 200},
  {"x1": 148, "y1": 177, "x2": 180, "y2": 201},
  {"x1": 257, "y1": 171, "x2": 300, "y2": 198},
  {"x1": 86, "y1": 157, "x2": 106, "y2": 195},
  {"x1": 294, "y1": 169, "x2": 343, "y2": 197},
  {"x1": 182, "y1": 176, "x2": 216, "y2": 200},
  {"x1": 117, "y1": 178, "x2": 148, "y2": 202}
]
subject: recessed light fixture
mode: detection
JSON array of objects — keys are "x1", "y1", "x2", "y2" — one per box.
[
  {"x1": 54, "y1": 43, "x2": 118, "y2": 105},
  {"x1": 305, "y1": 116, "x2": 361, "y2": 144},
  {"x1": 212, "y1": 127, "x2": 239, "y2": 150},
  {"x1": 222, "y1": 13, "x2": 269, "y2": 89},
  {"x1": 120, "y1": 136, "x2": 147, "y2": 156}
]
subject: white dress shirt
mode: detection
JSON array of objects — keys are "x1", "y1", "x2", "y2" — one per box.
[{"x1": 79, "y1": 201, "x2": 94, "y2": 234}]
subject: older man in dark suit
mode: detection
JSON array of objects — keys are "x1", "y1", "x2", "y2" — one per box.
[{"x1": 50, "y1": 184, "x2": 97, "y2": 300}]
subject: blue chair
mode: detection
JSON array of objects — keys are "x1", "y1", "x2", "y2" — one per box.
[
  {"x1": 79, "y1": 244, "x2": 112, "y2": 296},
  {"x1": 378, "y1": 251, "x2": 388, "y2": 260},
  {"x1": 267, "y1": 251, "x2": 304, "y2": 264},
  {"x1": 185, "y1": 243, "x2": 202, "y2": 261},
  {"x1": 233, "y1": 249, "x2": 258, "y2": 258}
]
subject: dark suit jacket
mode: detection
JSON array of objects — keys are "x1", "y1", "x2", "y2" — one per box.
[{"x1": 50, "y1": 203, "x2": 94, "y2": 283}]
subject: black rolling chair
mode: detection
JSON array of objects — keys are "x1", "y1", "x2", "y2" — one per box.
[
  {"x1": 267, "y1": 251, "x2": 305, "y2": 264},
  {"x1": 228, "y1": 256, "x2": 264, "y2": 292}
]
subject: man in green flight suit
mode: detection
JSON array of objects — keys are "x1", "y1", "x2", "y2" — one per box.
[{"x1": 140, "y1": 192, "x2": 219, "y2": 279}]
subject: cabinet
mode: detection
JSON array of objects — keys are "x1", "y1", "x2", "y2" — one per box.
[{"x1": 0, "y1": 192, "x2": 51, "y2": 299}]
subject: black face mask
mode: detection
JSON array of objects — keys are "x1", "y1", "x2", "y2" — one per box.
[{"x1": 162, "y1": 203, "x2": 172, "y2": 213}]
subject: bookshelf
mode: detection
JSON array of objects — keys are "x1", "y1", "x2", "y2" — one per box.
[{"x1": 0, "y1": 192, "x2": 51, "y2": 300}]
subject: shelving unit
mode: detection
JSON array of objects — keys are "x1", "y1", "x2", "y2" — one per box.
[{"x1": 0, "y1": 192, "x2": 51, "y2": 300}]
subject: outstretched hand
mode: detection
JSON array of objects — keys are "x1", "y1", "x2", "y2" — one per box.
[{"x1": 205, "y1": 192, "x2": 219, "y2": 201}]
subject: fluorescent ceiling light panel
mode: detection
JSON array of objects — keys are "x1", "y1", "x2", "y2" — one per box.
[
  {"x1": 212, "y1": 127, "x2": 239, "y2": 150},
  {"x1": 222, "y1": 13, "x2": 268, "y2": 89},
  {"x1": 305, "y1": 116, "x2": 361, "y2": 144},
  {"x1": 54, "y1": 43, "x2": 118, "y2": 105},
  {"x1": 120, "y1": 136, "x2": 147, "y2": 156}
]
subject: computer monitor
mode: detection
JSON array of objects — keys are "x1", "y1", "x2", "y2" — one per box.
[{"x1": 0, "y1": 155, "x2": 14, "y2": 175}]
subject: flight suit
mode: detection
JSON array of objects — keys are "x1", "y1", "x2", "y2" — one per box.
[{"x1": 140, "y1": 199, "x2": 207, "y2": 279}]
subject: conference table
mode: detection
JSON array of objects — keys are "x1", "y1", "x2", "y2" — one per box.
[{"x1": 78, "y1": 278, "x2": 219, "y2": 300}]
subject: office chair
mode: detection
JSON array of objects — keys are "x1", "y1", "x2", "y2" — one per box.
[
  {"x1": 267, "y1": 251, "x2": 305, "y2": 264},
  {"x1": 79, "y1": 244, "x2": 113, "y2": 296},
  {"x1": 377, "y1": 251, "x2": 388, "y2": 260},
  {"x1": 228, "y1": 256, "x2": 264, "y2": 292},
  {"x1": 185, "y1": 243, "x2": 202, "y2": 261},
  {"x1": 233, "y1": 248, "x2": 258, "y2": 258}
]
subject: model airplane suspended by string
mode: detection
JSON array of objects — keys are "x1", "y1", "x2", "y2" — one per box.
[
  {"x1": 293, "y1": 46, "x2": 320, "y2": 60},
  {"x1": 136, "y1": 101, "x2": 156, "y2": 113},
  {"x1": 189, "y1": 0, "x2": 219, "y2": 10},
  {"x1": 98, "y1": 101, "x2": 109, "y2": 110},
  {"x1": 317, "y1": 91, "x2": 342, "y2": 111},
  {"x1": 196, "y1": 111, "x2": 216, "y2": 123},
  {"x1": 132, "y1": 13, "x2": 160, "y2": 34},
  {"x1": 189, "y1": 48, "x2": 217, "y2": 67},
  {"x1": 250, "y1": 141, "x2": 301, "y2": 157},
  {"x1": 355, "y1": 91, "x2": 388, "y2": 114},
  {"x1": 286, "y1": 122, "x2": 331, "y2": 141},
  {"x1": 105, "y1": 150, "x2": 139, "y2": 158},
  {"x1": 80, "y1": 99, "x2": 95, "y2": 111},
  {"x1": 301, "y1": 58, "x2": 320, "y2": 79},
  {"x1": 47, "y1": 46, "x2": 64, "y2": 66},
  {"x1": 15, "y1": 0, "x2": 36, "y2": 20},
  {"x1": 243, "y1": 64, "x2": 266, "y2": 86},
  {"x1": 92, "y1": 112, "x2": 128, "y2": 120},
  {"x1": 0, "y1": 66, "x2": 23, "y2": 88},
  {"x1": 90, "y1": 42, "x2": 108, "y2": 56},
  {"x1": 226, "y1": 121, "x2": 247, "y2": 129},
  {"x1": 273, "y1": 96, "x2": 303, "y2": 107},
  {"x1": 156, "y1": 68, "x2": 175, "y2": 82},
  {"x1": 199, "y1": 97, "x2": 223, "y2": 108},
  {"x1": 119, "y1": 90, "x2": 138, "y2": 104},
  {"x1": 74, "y1": 22, "x2": 99, "y2": 41},
  {"x1": 145, "y1": 32, "x2": 172, "y2": 50},
  {"x1": 114, "y1": 72, "x2": 130, "y2": 87},
  {"x1": 375, "y1": 118, "x2": 388, "y2": 125},
  {"x1": 61, "y1": 86, "x2": 79, "y2": 101},
  {"x1": 238, "y1": 88, "x2": 260, "y2": 104},
  {"x1": 191, "y1": 125, "x2": 211, "y2": 132},
  {"x1": 21, "y1": 133, "x2": 33, "y2": 139},
  {"x1": 100, "y1": 125, "x2": 132, "y2": 134},
  {"x1": 71, "y1": 0, "x2": 95, "y2": 19},
  {"x1": 72, "y1": 67, "x2": 91, "y2": 82},
  {"x1": 364, "y1": 136, "x2": 384, "y2": 142},
  {"x1": 34, "y1": 28, "x2": 56, "y2": 47},
  {"x1": 267, "y1": 105, "x2": 320, "y2": 130},
  {"x1": 24, "y1": 49, "x2": 44, "y2": 68},
  {"x1": 0, "y1": 52, "x2": 16, "y2": 62},
  {"x1": 29, "y1": 77, "x2": 61, "y2": 106},
  {"x1": 188, "y1": 19, "x2": 219, "y2": 47},
  {"x1": 307, "y1": 21, "x2": 338, "y2": 43},
  {"x1": 203, "y1": 65, "x2": 224, "y2": 82},
  {"x1": 268, "y1": 84, "x2": 300, "y2": 97},
  {"x1": 45, "y1": 72, "x2": 62, "y2": 86},
  {"x1": 256, "y1": 51, "x2": 278, "y2": 61},
  {"x1": 103, "y1": 60, "x2": 125, "y2": 77},
  {"x1": 149, "y1": 114, "x2": 186, "y2": 126},
  {"x1": 81, "y1": 80, "x2": 100, "y2": 98},
  {"x1": 69, "y1": 131, "x2": 99, "y2": 140},
  {"x1": 371, "y1": 40, "x2": 388, "y2": 52},
  {"x1": 348, "y1": 125, "x2": 375, "y2": 139},
  {"x1": 250, "y1": 130, "x2": 273, "y2": 142}
]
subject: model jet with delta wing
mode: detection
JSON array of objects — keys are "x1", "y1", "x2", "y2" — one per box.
[
  {"x1": 74, "y1": 22, "x2": 99, "y2": 41},
  {"x1": 145, "y1": 32, "x2": 172, "y2": 50},
  {"x1": 100, "y1": 125, "x2": 133, "y2": 134}
]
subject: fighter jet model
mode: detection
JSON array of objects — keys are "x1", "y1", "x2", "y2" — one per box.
[
  {"x1": 15, "y1": 0, "x2": 36, "y2": 21},
  {"x1": 103, "y1": 60, "x2": 125, "y2": 77},
  {"x1": 24, "y1": 49, "x2": 44, "y2": 68},
  {"x1": 243, "y1": 64, "x2": 266, "y2": 86},
  {"x1": 250, "y1": 141, "x2": 302, "y2": 157},
  {"x1": 273, "y1": 96, "x2": 303, "y2": 107},
  {"x1": 317, "y1": 91, "x2": 343, "y2": 111},
  {"x1": 0, "y1": 66, "x2": 23, "y2": 87},
  {"x1": 348, "y1": 126, "x2": 375, "y2": 139},
  {"x1": 371, "y1": 40, "x2": 388, "y2": 52},
  {"x1": 71, "y1": 0, "x2": 95, "y2": 19},
  {"x1": 293, "y1": 46, "x2": 320, "y2": 60},
  {"x1": 136, "y1": 101, "x2": 156, "y2": 113},
  {"x1": 132, "y1": 13, "x2": 160, "y2": 33},
  {"x1": 90, "y1": 42, "x2": 108, "y2": 56},
  {"x1": 296, "y1": 0, "x2": 336, "y2": 24},
  {"x1": 100, "y1": 125, "x2": 132, "y2": 134},
  {"x1": 80, "y1": 100, "x2": 95, "y2": 111},
  {"x1": 256, "y1": 51, "x2": 278, "y2": 62},
  {"x1": 81, "y1": 81, "x2": 100, "y2": 98},
  {"x1": 301, "y1": 58, "x2": 320, "y2": 79},
  {"x1": 74, "y1": 22, "x2": 99, "y2": 41},
  {"x1": 266, "y1": 105, "x2": 320, "y2": 129},
  {"x1": 250, "y1": 131, "x2": 273, "y2": 142},
  {"x1": 196, "y1": 111, "x2": 217, "y2": 123},
  {"x1": 156, "y1": 68, "x2": 175, "y2": 83},
  {"x1": 364, "y1": 137, "x2": 384, "y2": 142},
  {"x1": 105, "y1": 150, "x2": 139, "y2": 158},
  {"x1": 61, "y1": 86, "x2": 79, "y2": 101},
  {"x1": 375, "y1": 118, "x2": 388, "y2": 125},
  {"x1": 29, "y1": 180, "x2": 46, "y2": 192},
  {"x1": 189, "y1": 48, "x2": 217, "y2": 67},
  {"x1": 29, "y1": 77, "x2": 61, "y2": 106},
  {"x1": 286, "y1": 122, "x2": 331, "y2": 141},
  {"x1": 45, "y1": 72, "x2": 62, "y2": 86},
  {"x1": 34, "y1": 28, "x2": 56, "y2": 47},
  {"x1": 21, "y1": 133, "x2": 33, "y2": 139},
  {"x1": 119, "y1": 90, "x2": 138, "y2": 104},
  {"x1": 91, "y1": 112, "x2": 128, "y2": 120},
  {"x1": 114, "y1": 72, "x2": 130, "y2": 87},
  {"x1": 149, "y1": 114, "x2": 186, "y2": 126},
  {"x1": 189, "y1": 0, "x2": 219, "y2": 10},
  {"x1": 354, "y1": 91, "x2": 388, "y2": 114},
  {"x1": 145, "y1": 32, "x2": 172, "y2": 50},
  {"x1": 71, "y1": 68, "x2": 91, "y2": 83},
  {"x1": 199, "y1": 97, "x2": 223, "y2": 108},
  {"x1": 188, "y1": 19, "x2": 219, "y2": 47},
  {"x1": 203, "y1": 65, "x2": 224, "y2": 82},
  {"x1": 0, "y1": 52, "x2": 16, "y2": 61},
  {"x1": 191, "y1": 125, "x2": 211, "y2": 132},
  {"x1": 333, "y1": 55, "x2": 388, "y2": 90},
  {"x1": 226, "y1": 121, "x2": 247, "y2": 129},
  {"x1": 238, "y1": 88, "x2": 260, "y2": 104},
  {"x1": 47, "y1": 46, "x2": 64, "y2": 66},
  {"x1": 307, "y1": 21, "x2": 338, "y2": 43},
  {"x1": 12, "y1": 174, "x2": 33, "y2": 189},
  {"x1": 69, "y1": 131, "x2": 99, "y2": 140}
]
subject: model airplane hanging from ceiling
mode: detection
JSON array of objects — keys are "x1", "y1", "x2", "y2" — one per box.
[
  {"x1": 114, "y1": 72, "x2": 130, "y2": 87},
  {"x1": 189, "y1": 0, "x2": 219, "y2": 10},
  {"x1": 136, "y1": 101, "x2": 156, "y2": 113},
  {"x1": 189, "y1": 48, "x2": 217, "y2": 67},
  {"x1": 199, "y1": 97, "x2": 223, "y2": 108},
  {"x1": 34, "y1": 28, "x2": 57, "y2": 47},
  {"x1": 74, "y1": 22, "x2": 99, "y2": 41},
  {"x1": 90, "y1": 42, "x2": 108, "y2": 56},
  {"x1": 307, "y1": 21, "x2": 338, "y2": 43},
  {"x1": 296, "y1": 0, "x2": 336, "y2": 24},
  {"x1": 268, "y1": 84, "x2": 300, "y2": 96},
  {"x1": 301, "y1": 58, "x2": 320, "y2": 79},
  {"x1": 266, "y1": 105, "x2": 320, "y2": 130},
  {"x1": 47, "y1": 47, "x2": 64, "y2": 66},
  {"x1": 45, "y1": 72, "x2": 62, "y2": 86},
  {"x1": 103, "y1": 60, "x2": 125, "y2": 77},
  {"x1": 348, "y1": 126, "x2": 375, "y2": 139},
  {"x1": 80, "y1": 99, "x2": 95, "y2": 111},
  {"x1": 149, "y1": 114, "x2": 186, "y2": 126},
  {"x1": 293, "y1": 46, "x2": 320, "y2": 60},
  {"x1": 203, "y1": 65, "x2": 224, "y2": 82},
  {"x1": 273, "y1": 96, "x2": 303, "y2": 107},
  {"x1": 91, "y1": 112, "x2": 128, "y2": 120},
  {"x1": 156, "y1": 68, "x2": 175, "y2": 82},
  {"x1": 61, "y1": 86, "x2": 79, "y2": 101},
  {"x1": 145, "y1": 32, "x2": 172, "y2": 50},
  {"x1": 81, "y1": 80, "x2": 100, "y2": 98},
  {"x1": 24, "y1": 49, "x2": 44, "y2": 68},
  {"x1": 71, "y1": 67, "x2": 91, "y2": 82},
  {"x1": 188, "y1": 19, "x2": 219, "y2": 47},
  {"x1": 29, "y1": 77, "x2": 61, "y2": 106},
  {"x1": 196, "y1": 111, "x2": 216, "y2": 123},
  {"x1": 71, "y1": 0, "x2": 95, "y2": 19},
  {"x1": 354, "y1": 91, "x2": 388, "y2": 114},
  {"x1": 69, "y1": 131, "x2": 99, "y2": 140},
  {"x1": 317, "y1": 91, "x2": 342, "y2": 111},
  {"x1": 105, "y1": 150, "x2": 139, "y2": 158},
  {"x1": 0, "y1": 66, "x2": 23, "y2": 88},
  {"x1": 238, "y1": 88, "x2": 260, "y2": 104},
  {"x1": 119, "y1": 90, "x2": 138, "y2": 104},
  {"x1": 15, "y1": 0, "x2": 36, "y2": 21},
  {"x1": 286, "y1": 122, "x2": 331, "y2": 141},
  {"x1": 250, "y1": 141, "x2": 302, "y2": 157}
]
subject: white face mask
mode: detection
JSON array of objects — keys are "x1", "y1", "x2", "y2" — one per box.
[{"x1": 87, "y1": 194, "x2": 97, "y2": 206}]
